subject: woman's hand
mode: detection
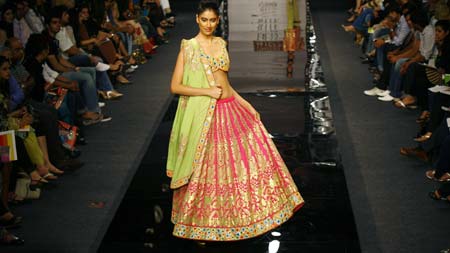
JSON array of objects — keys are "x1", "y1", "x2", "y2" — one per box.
[
  {"x1": 20, "y1": 112, "x2": 33, "y2": 127},
  {"x1": 207, "y1": 84, "x2": 222, "y2": 99},
  {"x1": 239, "y1": 100, "x2": 260, "y2": 120}
]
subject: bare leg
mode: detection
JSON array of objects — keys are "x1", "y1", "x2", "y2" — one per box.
[{"x1": 37, "y1": 136, "x2": 63, "y2": 176}]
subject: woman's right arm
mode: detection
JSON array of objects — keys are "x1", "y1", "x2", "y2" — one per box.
[{"x1": 170, "y1": 48, "x2": 222, "y2": 98}]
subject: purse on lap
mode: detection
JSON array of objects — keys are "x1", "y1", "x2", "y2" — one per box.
[{"x1": 45, "y1": 86, "x2": 68, "y2": 110}]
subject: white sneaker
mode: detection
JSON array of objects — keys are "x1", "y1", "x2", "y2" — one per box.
[
  {"x1": 125, "y1": 68, "x2": 135, "y2": 74},
  {"x1": 364, "y1": 87, "x2": 383, "y2": 96},
  {"x1": 95, "y1": 62, "x2": 110, "y2": 72},
  {"x1": 378, "y1": 94, "x2": 395, "y2": 101},
  {"x1": 377, "y1": 90, "x2": 390, "y2": 97},
  {"x1": 99, "y1": 102, "x2": 106, "y2": 108}
]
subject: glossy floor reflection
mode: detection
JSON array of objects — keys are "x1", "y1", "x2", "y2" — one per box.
[{"x1": 98, "y1": 93, "x2": 360, "y2": 253}]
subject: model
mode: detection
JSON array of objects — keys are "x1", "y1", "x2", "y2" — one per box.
[{"x1": 166, "y1": 0, "x2": 304, "y2": 241}]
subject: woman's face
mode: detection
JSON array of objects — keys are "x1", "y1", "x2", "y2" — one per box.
[
  {"x1": 196, "y1": 10, "x2": 219, "y2": 36},
  {"x1": 2, "y1": 9, "x2": 14, "y2": 23},
  {"x1": 0, "y1": 62, "x2": 11, "y2": 80},
  {"x1": 435, "y1": 26, "x2": 449, "y2": 43},
  {"x1": 79, "y1": 7, "x2": 89, "y2": 21}
]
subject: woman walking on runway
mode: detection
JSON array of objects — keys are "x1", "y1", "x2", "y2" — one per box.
[{"x1": 166, "y1": 0, "x2": 304, "y2": 241}]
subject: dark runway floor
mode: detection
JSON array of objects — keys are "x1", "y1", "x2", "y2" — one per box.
[{"x1": 98, "y1": 93, "x2": 360, "y2": 253}]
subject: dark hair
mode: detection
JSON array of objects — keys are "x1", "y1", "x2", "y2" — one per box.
[
  {"x1": 1, "y1": 3, "x2": 14, "y2": 19},
  {"x1": 436, "y1": 20, "x2": 450, "y2": 48},
  {"x1": 0, "y1": 55, "x2": 10, "y2": 97},
  {"x1": 25, "y1": 33, "x2": 49, "y2": 57},
  {"x1": 45, "y1": 5, "x2": 65, "y2": 24},
  {"x1": 410, "y1": 10, "x2": 429, "y2": 28},
  {"x1": 0, "y1": 55, "x2": 8, "y2": 70},
  {"x1": 402, "y1": 2, "x2": 418, "y2": 16},
  {"x1": 435, "y1": 20, "x2": 450, "y2": 34},
  {"x1": 387, "y1": 4, "x2": 401, "y2": 15},
  {"x1": 197, "y1": 0, "x2": 219, "y2": 16}
]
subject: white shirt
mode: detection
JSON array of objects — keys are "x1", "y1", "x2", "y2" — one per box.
[
  {"x1": 55, "y1": 26, "x2": 77, "y2": 59},
  {"x1": 13, "y1": 18, "x2": 31, "y2": 46},
  {"x1": 42, "y1": 63, "x2": 59, "y2": 84},
  {"x1": 392, "y1": 15, "x2": 410, "y2": 46},
  {"x1": 419, "y1": 24, "x2": 435, "y2": 60},
  {"x1": 24, "y1": 9, "x2": 44, "y2": 34}
]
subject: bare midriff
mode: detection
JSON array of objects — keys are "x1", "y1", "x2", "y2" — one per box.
[{"x1": 213, "y1": 70, "x2": 234, "y2": 99}]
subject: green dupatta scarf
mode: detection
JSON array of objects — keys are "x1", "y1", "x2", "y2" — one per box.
[{"x1": 166, "y1": 38, "x2": 218, "y2": 189}]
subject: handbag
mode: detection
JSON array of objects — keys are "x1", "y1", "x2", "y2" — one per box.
[
  {"x1": 98, "y1": 39, "x2": 118, "y2": 64},
  {"x1": 142, "y1": 40, "x2": 155, "y2": 54},
  {"x1": 45, "y1": 87, "x2": 68, "y2": 110},
  {"x1": 58, "y1": 121, "x2": 78, "y2": 150},
  {"x1": 14, "y1": 177, "x2": 41, "y2": 200}
]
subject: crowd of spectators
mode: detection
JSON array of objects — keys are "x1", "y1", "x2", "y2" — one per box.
[
  {"x1": 343, "y1": 0, "x2": 450, "y2": 205},
  {"x1": 0, "y1": 0, "x2": 176, "y2": 245}
]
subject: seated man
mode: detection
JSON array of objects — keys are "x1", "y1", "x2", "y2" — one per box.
[{"x1": 43, "y1": 10, "x2": 111, "y2": 125}]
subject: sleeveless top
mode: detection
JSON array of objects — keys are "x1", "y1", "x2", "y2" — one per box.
[{"x1": 198, "y1": 37, "x2": 230, "y2": 72}]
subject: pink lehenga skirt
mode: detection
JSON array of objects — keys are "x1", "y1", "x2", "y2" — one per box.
[{"x1": 171, "y1": 96, "x2": 304, "y2": 241}]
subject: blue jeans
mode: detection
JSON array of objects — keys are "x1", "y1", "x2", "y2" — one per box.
[
  {"x1": 69, "y1": 55, "x2": 113, "y2": 91},
  {"x1": 61, "y1": 67, "x2": 100, "y2": 113},
  {"x1": 376, "y1": 43, "x2": 398, "y2": 72},
  {"x1": 366, "y1": 27, "x2": 391, "y2": 55},
  {"x1": 117, "y1": 32, "x2": 133, "y2": 54},
  {"x1": 96, "y1": 71, "x2": 113, "y2": 91},
  {"x1": 353, "y1": 8, "x2": 374, "y2": 35},
  {"x1": 138, "y1": 16, "x2": 158, "y2": 38},
  {"x1": 69, "y1": 54, "x2": 91, "y2": 66},
  {"x1": 388, "y1": 58, "x2": 409, "y2": 98}
]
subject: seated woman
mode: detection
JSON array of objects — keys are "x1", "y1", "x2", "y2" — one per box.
[
  {"x1": 0, "y1": 56, "x2": 59, "y2": 187},
  {"x1": 342, "y1": 3, "x2": 382, "y2": 45},
  {"x1": 73, "y1": 4, "x2": 136, "y2": 85},
  {"x1": 399, "y1": 20, "x2": 450, "y2": 141},
  {"x1": 426, "y1": 133, "x2": 450, "y2": 182},
  {"x1": 0, "y1": 4, "x2": 14, "y2": 39},
  {"x1": 116, "y1": 1, "x2": 158, "y2": 54},
  {"x1": 123, "y1": 1, "x2": 167, "y2": 45}
]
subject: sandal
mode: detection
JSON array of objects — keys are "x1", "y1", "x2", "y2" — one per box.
[
  {"x1": 0, "y1": 216, "x2": 23, "y2": 229},
  {"x1": 82, "y1": 113, "x2": 103, "y2": 126},
  {"x1": 414, "y1": 132, "x2": 432, "y2": 142},
  {"x1": 416, "y1": 111, "x2": 430, "y2": 124},
  {"x1": 41, "y1": 172, "x2": 57, "y2": 181},
  {"x1": 428, "y1": 190, "x2": 449, "y2": 202},
  {"x1": 438, "y1": 172, "x2": 450, "y2": 182},
  {"x1": 0, "y1": 228, "x2": 24, "y2": 245},
  {"x1": 98, "y1": 90, "x2": 123, "y2": 100},
  {"x1": 425, "y1": 170, "x2": 437, "y2": 181},
  {"x1": 29, "y1": 178, "x2": 47, "y2": 190},
  {"x1": 399, "y1": 147, "x2": 429, "y2": 162},
  {"x1": 394, "y1": 98, "x2": 417, "y2": 109}
]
